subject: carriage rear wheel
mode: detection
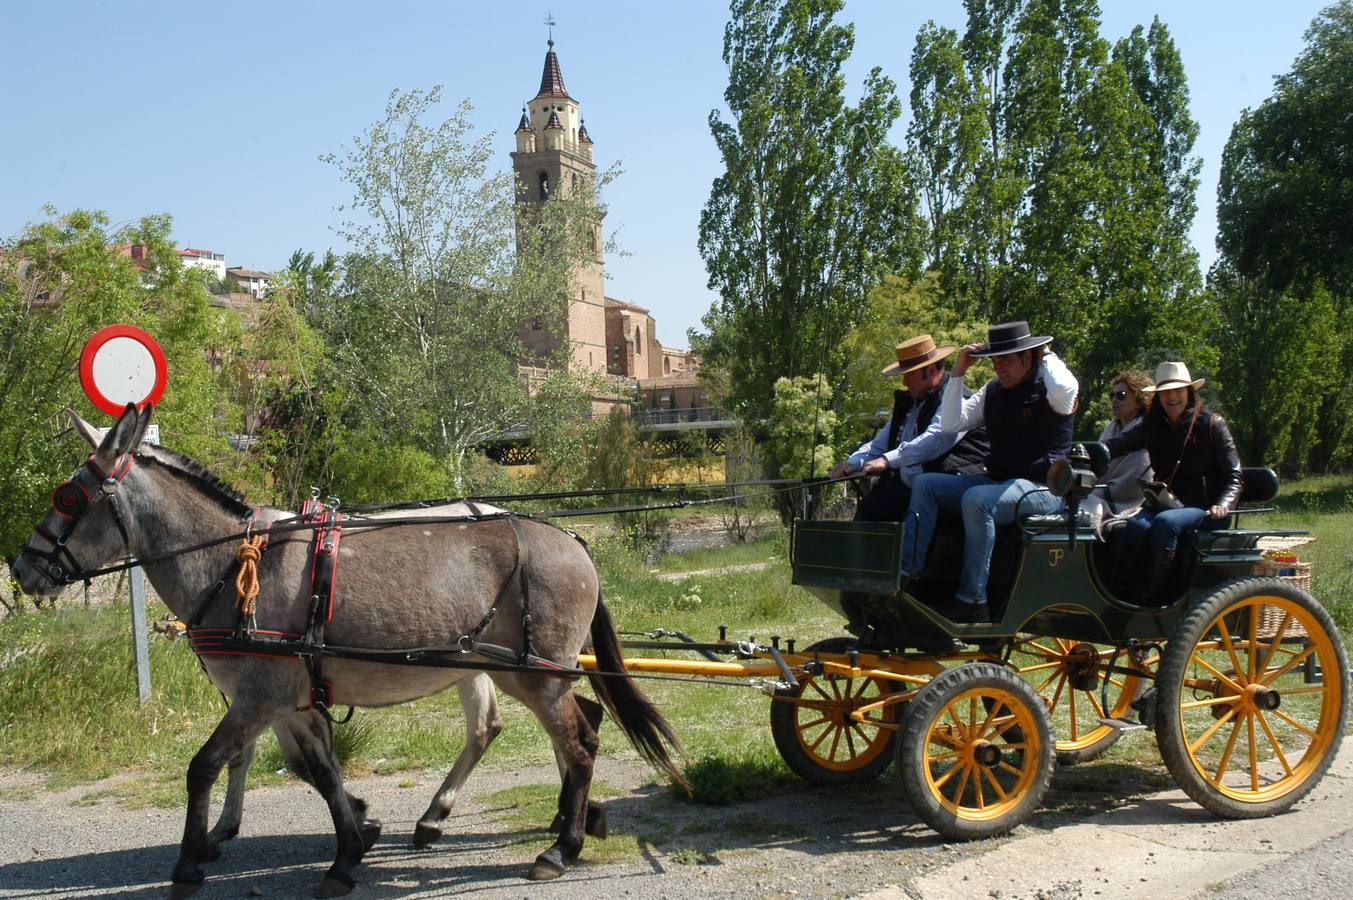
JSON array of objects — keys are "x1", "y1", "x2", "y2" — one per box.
[
  {"x1": 1155, "y1": 578, "x2": 1349, "y2": 818},
  {"x1": 897, "y1": 662, "x2": 1054, "y2": 840},
  {"x1": 770, "y1": 638, "x2": 914, "y2": 786},
  {"x1": 1011, "y1": 635, "x2": 1155, "y2": 765}
]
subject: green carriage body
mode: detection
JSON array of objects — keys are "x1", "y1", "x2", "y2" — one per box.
[{"x1": 789, "y1": 465, "x2": 1304, "y2": 648}]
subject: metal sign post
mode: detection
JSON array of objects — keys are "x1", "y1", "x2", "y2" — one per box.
[
  {"x1": 128, "y1": 564, "x2": 151, "y2": 705},
  {"x1": 81, "y1": 324, "x2": 169, "y2": 706}
]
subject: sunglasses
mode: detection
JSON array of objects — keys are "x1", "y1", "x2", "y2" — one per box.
[{"x1": 1109, "y1": 390, "x2": 1129, "y2": 401}]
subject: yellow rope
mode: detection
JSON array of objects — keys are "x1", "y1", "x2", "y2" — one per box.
[{"x1": 235, "y1": 534, "x2": 266, "y2": 618}]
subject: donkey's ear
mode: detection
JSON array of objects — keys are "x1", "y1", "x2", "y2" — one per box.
[
  {"x1": 131, "y1": 403, "x2": 155, "y2": 448},
  {"x1": 97, "y1": 403, "x2": 143, "y2": 459},
  {"x1": 67, "y1": 408, "x2": 103, "y2": 450}
]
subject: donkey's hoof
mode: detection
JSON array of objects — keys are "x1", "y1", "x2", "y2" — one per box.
[
  {"x1": 585, "y1": 804, "x2": 609, "y2": 839},
  {"x1": 314, "y1": 874, "x2": 355, "y2": 898},
  {"x1": 359, "y1": 818, "x2": 382, "y2": 854},
  {"x1": 527, "y1": 848, "x2": 566, "y2": 881},
  {"x1": 413, "y1": 820, "x2": 442, "y2": 848}
]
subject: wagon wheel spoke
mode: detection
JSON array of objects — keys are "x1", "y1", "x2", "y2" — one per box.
[
  {"x1": 1259, "y1": 643, "x2": 1317, "y2": 686},
  {"x1": 1216, "y1": 619, "x2": 1248, "y2": 686},
  {"x1": 808, "y1": 680, "x2": 834, "y2": 703},
  {"x1": 1247, "y1": 714, "x2": 1260, "y2": 792},
  {"x1": 951, "y1": 763, "x2": 973, "y2": 806},
  {"x1": 974, "y1": 764, "x2": 986, "y2": 809},
  {"x1": 1022, "y1": 660, "x2": 1066, "y2": 674},
  {"x1": 1188, "y1": 653, "x2": 1245, "y2": 694},
  {"x1": 808, "y1": 723, "x2": 838, "y2": 753},
  {"x1": 1023, "y1": 639, "x2": 1064, "y2": 659},
  {"x1": 1255, "y1": 710, "x2": 1294, "y2": 778},
  {"x1": 1269, "y1": 708, "x2": 1318, "y2": 739},
  {"x1": 932, "y1": 760, "x2": 963, "y2": 789},
  {"x1": 1085, "y1": 690, "x2": 1107, "y2": 719},
  {"x1": 1213, "y1": 712, "x2": 1245, "y2": 784},
  {"x1": 997, "y1": 760, "x2": 1024, "y2": 778},
  {"x1": 1188, "y1": 705, "x2": 1239, "y2": 755},
  {"x1": 1259, "y1": 615, "x2": 1293, "y2": 671},
  {"x1": 1247, "y1": 602, "x2": 1259, "y2": 682},
  {"x1": 798, "y1": 714, "x2": 832, "y2": 730},
  {"x1": 1068, "y1": 687, "x2": 1079, "y2": 741},
  {"x1": 988, "y1": 714, "x2": 1020, "y2": 741},
  {"x1": 1034, "y1": 670, "x2": 1063, "y2": 695},
  {"x1": 1180, "y1": 695, "x2": 1241, "y2": 711},
  {"x1": 980, "y1": 764, "x2": 1008, "y2": 802}
]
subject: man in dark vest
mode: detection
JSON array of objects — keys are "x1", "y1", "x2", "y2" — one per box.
[
  {"x1": 828, "y1": 334, "x2": 989, "y2": 522},
  {"x1": 898, "y1": 321, "x2": 1078, "y2": 623}
]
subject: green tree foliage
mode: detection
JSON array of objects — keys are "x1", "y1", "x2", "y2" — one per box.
[
  {"x1": 900, "y1": 1, "x2": 1210, "y2": 433},
  {"x1": 765, "y1": 374, "x2": 837, "y2": 481},
  {"x1": 319, "y1": 87, "x2": 599, "y2": 489},
  {"x1": 1213, "y1": 1, "x2": 1353, "y2": 472},
  {"x1": 1216, "y1": 1, "x2": 1353, "y2": 297},
  {"x1": 696, "y1": 0, "x2": 924, "y2": 422},
  {"x1": 0, "y1": 210, "x2": 233, "y2": 555}
]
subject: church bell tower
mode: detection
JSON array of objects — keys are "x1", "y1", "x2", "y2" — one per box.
[{"x1": 511, "y1": 37, "x2": 607, "y2": 375}]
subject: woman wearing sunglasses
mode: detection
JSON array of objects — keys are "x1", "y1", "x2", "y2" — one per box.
[
  {"x1": 1086, "y1": 370, "x2": 1153, "y2": 546},
  {"x1": 1104, "y1": 362, "x2": 1244, "y2": 604}
]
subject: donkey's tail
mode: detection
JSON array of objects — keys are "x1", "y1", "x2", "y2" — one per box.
[{"x1": 586, "y1": 590, "x2": 689, "y2": 791}]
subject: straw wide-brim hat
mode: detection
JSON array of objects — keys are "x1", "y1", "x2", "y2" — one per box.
[
  {"x1": 969, "y1": 320, "x2": 1054, "y2": 358},
  {"x1": 1143, "y1": 361, "x2": 1205, "y2": 393},
  {"x1": 881, "y1": 334, "x2": 956, "y2": 377}
]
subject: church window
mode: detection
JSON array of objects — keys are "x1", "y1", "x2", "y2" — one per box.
[
  {"x1": 538, "y1": 172, "x2": 549, "y2": 200},
  {"x1": 664, "y1": 358, "x2": 671, "y2": 374},
  {"x1": 635, "y1": 326, "x2": 642, "y2": 352}
]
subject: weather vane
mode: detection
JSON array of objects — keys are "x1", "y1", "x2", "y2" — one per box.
[{"x1": 544, "y1": 11, "x2": 557, "y2": 42}]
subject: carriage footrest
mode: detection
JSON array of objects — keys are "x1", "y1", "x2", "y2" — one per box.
[{"x1": 1096, "y1": 717, "x2": 1148, "y2": 733}]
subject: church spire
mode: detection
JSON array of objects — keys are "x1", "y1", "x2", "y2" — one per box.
[{"x1": 535, "y1": 38, "x2": 571, "y2": 99}]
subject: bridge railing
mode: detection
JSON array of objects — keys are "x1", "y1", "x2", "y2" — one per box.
[{"x1": 629, "y1": 407, "x2": 729, "y2": 427}]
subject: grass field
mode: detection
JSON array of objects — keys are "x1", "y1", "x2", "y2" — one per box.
[{"x1": 2, "y1": 475, "x2": 1349, "y2": 809}]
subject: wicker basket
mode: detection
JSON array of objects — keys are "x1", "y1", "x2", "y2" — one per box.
[
  {"x1": 1253, "y1": 557, "x2": 1313, "y2": 592},
  {"x1": 1250, "y1": 558, "x2": 1313, "y2": 639}
]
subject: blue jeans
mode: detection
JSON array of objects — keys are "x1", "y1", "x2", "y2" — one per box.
[
  {"x1": 1119, "y1": 506, "x2": 1226, "y2": 556},
  {"x1": 901, "y1": 473, "x2": 1062, "y2": 605}
]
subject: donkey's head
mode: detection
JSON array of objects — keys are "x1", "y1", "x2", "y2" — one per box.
[{"x1": 11, "y1": 403, "x2": 153, "y2": 597}]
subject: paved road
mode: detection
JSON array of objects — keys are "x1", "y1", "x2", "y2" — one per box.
[{"x1": 2, "y1": 745, "x2": 1350, "y2": 899}]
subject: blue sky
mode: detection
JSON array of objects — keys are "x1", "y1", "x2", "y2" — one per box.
[{"x1": 1, "y1": 1, "x2": 1332, "y2": 348}]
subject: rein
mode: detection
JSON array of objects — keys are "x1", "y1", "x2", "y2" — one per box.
[{"x1": 34, "y1": 473, "x2": 864, "y2": 585}]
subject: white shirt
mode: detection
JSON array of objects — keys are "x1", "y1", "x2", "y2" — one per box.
[
  {"x1": 846, "y1": 395, "x2": 964, "y2": 487},
  {"x1": 939, "y1": 350, "x2": 1079, "y2": 433}
]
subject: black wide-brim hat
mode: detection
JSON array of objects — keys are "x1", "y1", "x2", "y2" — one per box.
[{"x1": 969, "y1": 320, "x2": 1054, "y2": 358}]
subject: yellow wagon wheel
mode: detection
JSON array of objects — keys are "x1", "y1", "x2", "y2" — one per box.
[
  {"x1": 770, "y1": 637, "x2": 914, "y2": 786},
  {"x1": 1155, "y1": 578, "x2": 1349, "y2": 818},
  {"x1": 896, "y1": 662, "x2": 1055, "y2": 839},
  {"x1": 1011, "y1": 635, "x2": 1156, "y2": 765}
]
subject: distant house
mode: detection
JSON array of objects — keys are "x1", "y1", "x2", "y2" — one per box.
[
  {"x1": 177, "y1": 248, "x2": 227, "y2": 281},
  {"x1": 226, "y1": 266, "x2": 271, "y2": 297}
]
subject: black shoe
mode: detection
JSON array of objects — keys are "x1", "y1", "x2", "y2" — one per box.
[
  {"x1": 942, "y1": 599, "x2": 992, "y2": 624},
  {"x1": 1131, "y1": 686, "x2": 1157, "y2": 728}
]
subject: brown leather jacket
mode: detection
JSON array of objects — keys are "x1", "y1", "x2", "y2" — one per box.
[{"x1": 1106, "y1": 405, "x2": 1244, "y2": 513}]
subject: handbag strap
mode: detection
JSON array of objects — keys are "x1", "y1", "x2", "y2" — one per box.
[{"x1": 1163, "y1": 402, "x2": 1205, "y2": 489}]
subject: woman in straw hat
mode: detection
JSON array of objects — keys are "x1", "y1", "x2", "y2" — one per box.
[{"x1": 1104, "y1": 361, "x2": 1243, "y2": 604}]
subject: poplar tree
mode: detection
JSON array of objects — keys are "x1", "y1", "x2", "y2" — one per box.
[{"x1": 696, "y1": 0, "x2": 923, "y2": 423}]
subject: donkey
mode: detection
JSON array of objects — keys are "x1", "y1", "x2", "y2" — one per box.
[{"x1": 11, "y1": 404, "x2": 684, "y2": 898}]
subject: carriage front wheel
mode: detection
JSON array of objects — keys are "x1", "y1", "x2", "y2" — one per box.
[
  {"x1": 1155, "y1": 578, "x2": 1349, "y2": 818},
  {"x1": 770, "y1": 637, "x2": 917, "y2": 786},
  {"x1": 896, "y1": 662, "x2": 1055, "y2": 840}
]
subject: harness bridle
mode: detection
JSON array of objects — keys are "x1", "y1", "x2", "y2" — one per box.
[{"x1": 21, "y1": 452, "x2": 135, "y2": 585}]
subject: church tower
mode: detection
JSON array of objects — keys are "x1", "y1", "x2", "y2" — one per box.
[{"x1": 512, "y1": 38, "x2": 608, "y2": 375}]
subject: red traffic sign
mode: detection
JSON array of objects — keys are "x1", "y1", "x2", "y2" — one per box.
[{"x1": 79, "y1": 324, "x2": 168, "y2": 417}]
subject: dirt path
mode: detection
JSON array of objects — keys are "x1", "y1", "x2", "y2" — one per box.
[{"x1": 9, "y1": 739, "x2": 1346, "y2": 899}]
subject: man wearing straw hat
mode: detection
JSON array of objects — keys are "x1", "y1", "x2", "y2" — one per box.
[
  {"x1": 828, "y1": 334, "x2": 988, "y2": 522},
  {"x1": 898, "y1": 321, "x2": 1078, "y2": 624}
]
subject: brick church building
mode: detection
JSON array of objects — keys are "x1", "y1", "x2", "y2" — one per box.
[{"x1": 511, "y1": 39, "x2": 703, "y2": 415}]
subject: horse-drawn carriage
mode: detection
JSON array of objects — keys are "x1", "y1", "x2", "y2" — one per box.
[{"x1": 11, "y1": 405, "x2": 1349, "y2": 896}]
